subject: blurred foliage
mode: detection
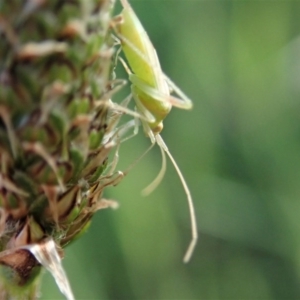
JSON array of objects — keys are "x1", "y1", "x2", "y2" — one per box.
[{"x1": 41, "y1": 0, "x2": 300, "y2": 299}]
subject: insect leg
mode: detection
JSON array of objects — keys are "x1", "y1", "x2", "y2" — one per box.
[
  {"x1": 155, "y1": 134, "x2": 198, "y2": 263},
  {"x1": 164, "y1": 73, "x2": 193, "y2": 109},
  {"x1": 141, "y1": 138, "x2": 167, "y2": 197}
]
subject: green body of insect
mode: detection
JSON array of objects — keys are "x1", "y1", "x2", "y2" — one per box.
[
  {"x1": 116, "y1": 0, "x2": 192, "y2": 134},
  {"x1": 115, "y1": 0, "x2": 197, "y2": 263}
]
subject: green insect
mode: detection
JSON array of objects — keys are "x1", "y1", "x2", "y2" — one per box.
[{"x1": 115, "y1": 0, "x2": 197, "y2": 263}]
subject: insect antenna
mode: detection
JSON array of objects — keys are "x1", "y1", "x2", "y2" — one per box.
[
  {"x1": 155, "y1": 134, "x2": 198, "y2": 263},
  {"x1": 141, "y1": 137, "x2": 167, "y2": 197}
]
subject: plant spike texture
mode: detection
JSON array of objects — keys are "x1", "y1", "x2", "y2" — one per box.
[{"x1": 0, "y1": 0, "x2": 128, "y2": 298}]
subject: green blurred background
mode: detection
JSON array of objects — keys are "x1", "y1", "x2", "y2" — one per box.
[{"x1": 41, "y1": 0, "x2": 300, "y2": 299}]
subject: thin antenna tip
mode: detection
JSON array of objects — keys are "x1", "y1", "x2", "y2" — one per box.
[
  {"x1": 141, "y1": 186, "x2": 152, "y2": 197},
  {"x1": 141, "y1": 191, "x2": 148, "y2": 197},
  {"x1": 182, "y1": 237, "x2": 198, "y2": 263}
]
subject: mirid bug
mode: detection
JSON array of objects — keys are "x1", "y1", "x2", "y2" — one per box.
[{"x1": 114, "y1": 0, "x2": 197, "y2": 263}]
